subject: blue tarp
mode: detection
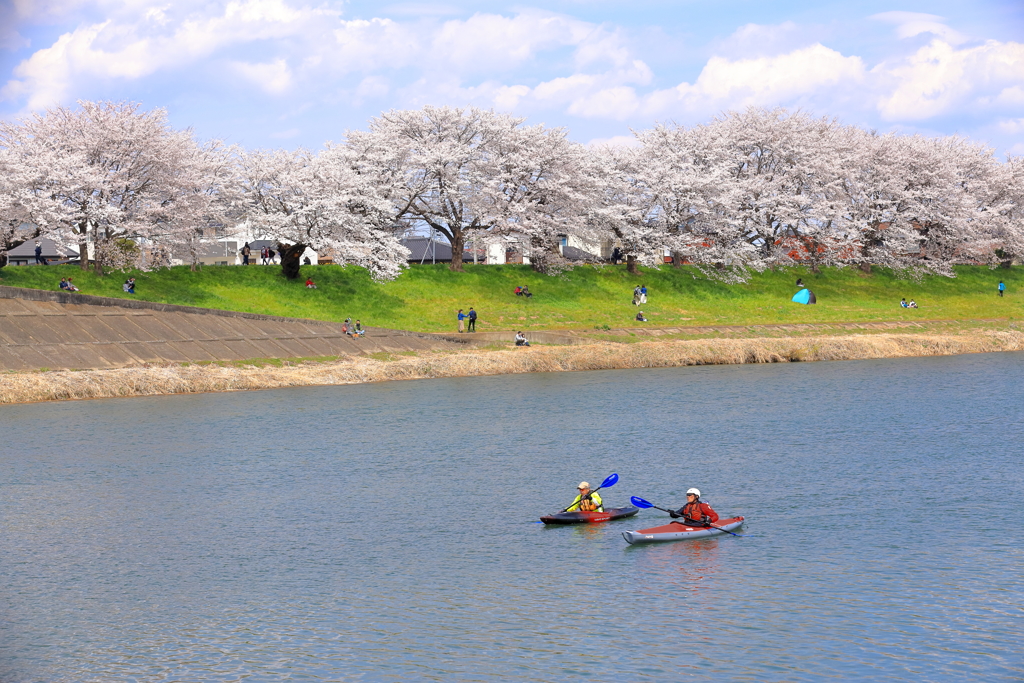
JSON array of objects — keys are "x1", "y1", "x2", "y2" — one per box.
[{"x1": 792, "y1": 288, "x2": 817, "y2": 304}]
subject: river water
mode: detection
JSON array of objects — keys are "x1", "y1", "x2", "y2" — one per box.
[{"x1": 1, "y1": 353, "x2": 1022, "y2": 681}]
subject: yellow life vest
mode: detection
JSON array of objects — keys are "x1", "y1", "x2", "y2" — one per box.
[{"x1": 567, "y1": 491, "x2": 603, "y2": 512}]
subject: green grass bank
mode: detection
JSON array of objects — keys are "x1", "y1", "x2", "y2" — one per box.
[{"x1": 1, "y1": 262, "x2": 1020, "y2": 333}]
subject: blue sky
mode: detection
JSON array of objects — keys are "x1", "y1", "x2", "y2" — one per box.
[{"x1": 2, "y1": 0, "x2": 1022, "y2": 154}]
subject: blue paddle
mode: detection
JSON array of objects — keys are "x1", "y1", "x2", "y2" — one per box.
[
  {"x1": 561, "y1": 473, "x2": 619, "y2": 512},
  {"x1": 631, "y1": 495, "x2": 745, "y2": 537}
]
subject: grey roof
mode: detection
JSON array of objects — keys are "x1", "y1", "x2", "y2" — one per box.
[
  {"x1": 189, "y1": 241, "x2": 238, "y2": 258},
  {"x1": 6, "y1": 238, "x2": 78, "y2": 258},
  {"x1": 562, "y1": 245, "x2": 600, "y2": 261},
  {"x1": 243, "y1": 240, "x2": 283, "y2": 251},
  {"x1": 402, "y1": 237, "x2": 475, "y2": 263}
]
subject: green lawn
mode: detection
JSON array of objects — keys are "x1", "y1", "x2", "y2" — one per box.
[{"x1": 1, "y1": 262, "x2": 1020, "y2": 333}]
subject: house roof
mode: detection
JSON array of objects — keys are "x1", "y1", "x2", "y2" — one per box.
[
  {"x1": 563, "y1": 244, "x2": 599, "y2": 261},
  {"x1": 402, "y1": 237, "x2": 475, "y2": 263},
  {"x1": 188, "y1": 241, "x2": 239, "y2": 258},
  {"x1": 6, "y1": 238, "x2": 79, "y2": 258},
  {"x1": 243, "y1": 240, "x2": 284, "y2": 251}
]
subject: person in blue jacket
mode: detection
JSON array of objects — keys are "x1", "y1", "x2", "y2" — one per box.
[{"x1": 998, "y1": 281, "x2": 1005, "y2": 297}]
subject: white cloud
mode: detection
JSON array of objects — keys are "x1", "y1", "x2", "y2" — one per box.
[
  {"x1": 2, "y1": 0, "x2": 341, "y2": 107},
  {"x1": 715, "y1": 21, "x2": 814, "y2": 58},
  {"x1": 997, "y1": 118, "x2": 1024, "y2": 134},
  {"x1": 269, "y1": 127, "x2": 300, "y2": 139},
  {"x1": 874, "y1": 39, "x2": 1024, "y2": 120},
  {"x1": 232, "y1": 58, "x2": 292, "y2": 95},
  {"x1": 567, "y1": 86, "x2": 639, "y2": 119},
  {"x1": 639, "y1": 43, "x2": 865, "y2": 118},
  {"x1": 1, "y1": 0, "x2": 1020, "y2": 160},
  {"x1": 871, "y1": 11, "x2": 968, "y2": 45},
  {"x1": 354, "y1": 75, "x2": 390, "y2": 103},
  {"x1": 585, "y1": 134, "x2": 640, "y2": 148}
]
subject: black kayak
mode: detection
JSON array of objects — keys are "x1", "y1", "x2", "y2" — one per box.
[{"x1": 540, "y1": 506, "x2": 639, "y2": 525}]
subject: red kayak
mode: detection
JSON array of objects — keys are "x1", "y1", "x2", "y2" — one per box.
[{"x1": 540, "y1": 506, "x2": 639, "y2": 525}]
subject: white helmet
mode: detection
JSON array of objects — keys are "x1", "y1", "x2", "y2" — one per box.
[{"x1": 686, "y1": 488, "x2": 701, "y2": 497}]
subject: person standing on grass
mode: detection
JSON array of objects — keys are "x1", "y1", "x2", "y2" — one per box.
[
  {"x1": 640, "y1": 284, "x2": 648, "y2": 304},
  {"x1": 999, "y1": 281, "x2": 1005, "y2": 297},
  {"x1": 467, "y1": 307, "x2": 477, "y2": 332},
  {"x1": 457, "y1": 309, "x2": 466, "y2": 333}
]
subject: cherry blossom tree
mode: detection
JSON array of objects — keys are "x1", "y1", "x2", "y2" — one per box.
[
  {"x1": 347, "y1": 105, "x2": 599, "y2": 272},
  {"x1": 237, "y1": 146, "x2": 408, "y2": 281},
  {"x1": 0, "y1": 101, "x2": 230, "y2": 273}
]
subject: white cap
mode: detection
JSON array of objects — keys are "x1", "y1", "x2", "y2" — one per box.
[
  {"x1": 578, "y1": 481, "x2": 590, "y2": 489},
  {"x1": 686, "y1": 488, "x2": 701, "y2": 497}
]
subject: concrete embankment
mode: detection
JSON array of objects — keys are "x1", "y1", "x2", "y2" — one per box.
[
  {"x1": 3, "y1": 330, "x2": 1023, "y2": 405},
  {"x1": 0, "y1": 286, "x2": 465, "y2": 371}
]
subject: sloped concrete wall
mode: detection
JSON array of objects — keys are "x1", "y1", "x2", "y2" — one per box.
[{"x1": 0, "y1": 288, "x2": 466, "y2": 371}]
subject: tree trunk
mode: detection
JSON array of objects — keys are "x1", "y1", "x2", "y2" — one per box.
[
  {"x1": 671, "y1": 251, "x2": 682, "y2": 268},
  {"x1": 78, "y1": 222, "x2": 90, "y2": 271},
  {"x1": 1000, "y1": 260, "x2": 1013, "y2": 269},
  {"x1": 449, "y1": 231, "x2": 465, "y2": 272},
  {"x1": 626, "y1": 254, "x2": 638, "y2": 275},
  {"x1": 860, "y1": 263, "x2": 872, "y2": 274}
]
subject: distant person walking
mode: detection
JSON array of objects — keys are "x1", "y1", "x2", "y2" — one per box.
[
  {"x1": 241, "y1": 242, "x2": 251, "y2": 265},
  {"x1": 467, "y1": 307, "x2": 477, "y2": 332},
  {"x1": 998, "y1": 280, "x2": 1005, "y2": 297},
  {"x1": 34, "y1": 242, "x2": 47, "y2": 265},
  {"x1": 457, "y1": 309, "x2": 466, "y2": 333}
]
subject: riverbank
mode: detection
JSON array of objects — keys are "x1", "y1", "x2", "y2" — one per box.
[
  {"x1": 1, "y1": 263, "x2": 1019, "y2": 333},
  {"x1": 4, "y1": 329, "x2": 1023, "y2": 404}
]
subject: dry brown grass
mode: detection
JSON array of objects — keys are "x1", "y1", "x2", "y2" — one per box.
[{"x1": 4, "y1": 330, "x2": 1024, "y2": 405}]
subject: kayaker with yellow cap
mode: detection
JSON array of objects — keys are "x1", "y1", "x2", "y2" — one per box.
[
  {"x1": 566, "y1": 481, "x2": 603, "y2": 512},
  {"x1": 669, "y1": 488, "x2": 719, "y2": 526}
]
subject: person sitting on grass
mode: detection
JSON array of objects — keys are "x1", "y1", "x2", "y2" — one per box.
[
  {"x1": 514, "y1": 286, "x2": 522, "y2": 296},
  {"x1": 636, "y1": 310, "x2": 648, "y2": 322},
  {"x1": 59, "y1": 278, "x2": 69, "y2": 290},
  {"x1": 67, "y1": 278, "x2": 79, "y2": 292},
  {"x1": 305, "y1": 277, "x2": 317, "y2": 289},
  {"x1": 123, "y1": 278, "x2": 135, "y2": 294},
  {"x1": 909, "y1": 299, "x2": 918, "y2": 308},
  {"x1": 521, "y1": 286, "x2": 532, "y2": 298},
  {"x1": 514, "y1": 331, "x2": 530, "y2": 347},
  {"x1": 900, "y1": 298, "x2": 908, "y2": 308}
]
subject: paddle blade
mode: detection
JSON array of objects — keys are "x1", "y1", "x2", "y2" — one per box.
[
  {"x1": 630, "y1": 496, "x2": 654, "y2": 509},
  {"x1": 601, "y1": 473, "x2": 619, "y2": 488}
]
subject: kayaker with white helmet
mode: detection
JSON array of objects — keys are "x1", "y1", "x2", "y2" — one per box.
[
  {"x1": 566, "y1": 481, "x2": 603, "y2": 512},
  {"x1": 669, "y1": 488, "x2": 719, "y2": 526}
]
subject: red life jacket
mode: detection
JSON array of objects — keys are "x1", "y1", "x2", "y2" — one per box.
[{"x1": 682, "y1": 500, "x2": 718, "y2": 524}]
